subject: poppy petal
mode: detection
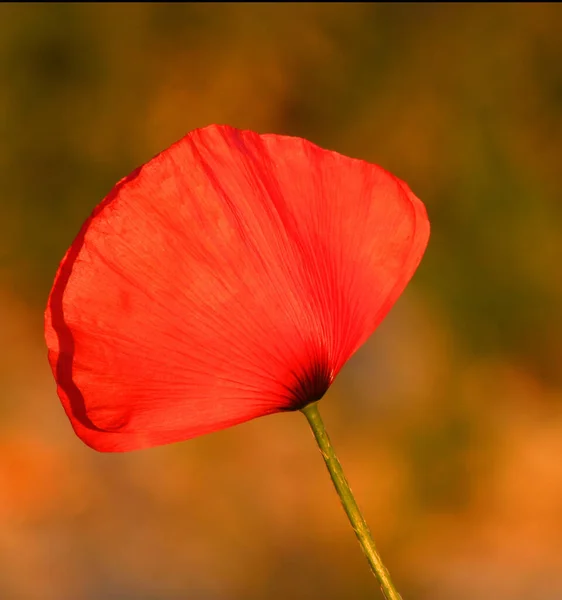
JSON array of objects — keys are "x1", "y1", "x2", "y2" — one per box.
[{"x1": 45, "y1": 124, "x2": 429, "y2": 452}]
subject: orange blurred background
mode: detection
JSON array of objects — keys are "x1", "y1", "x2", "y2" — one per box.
[{"x1": 1, "y1": 4, "x2": 562, "y2": 599}]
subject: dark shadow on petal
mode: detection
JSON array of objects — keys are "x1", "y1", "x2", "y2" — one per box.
[
  {"x1": 48, "y1": 167, "x2": 142, "y2": 432},
  {"x1": 282, "y1": 357, "x2": 332, "y2": 412}
]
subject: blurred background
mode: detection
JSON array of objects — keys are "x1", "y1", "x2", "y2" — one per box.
[{"x1": 1, "y1": 3, "x2": 561, "y2": 599}]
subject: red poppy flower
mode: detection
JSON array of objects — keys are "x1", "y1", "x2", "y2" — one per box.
[{"x1": 44, "y1": 124, "x2": 429, "y2": 452}]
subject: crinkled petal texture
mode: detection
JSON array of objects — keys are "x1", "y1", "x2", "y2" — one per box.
[{"x1": 45, "y1": 124, "x2": 430, "y2": 452}]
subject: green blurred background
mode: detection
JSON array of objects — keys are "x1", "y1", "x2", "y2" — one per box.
[{"x1": 1, "y1": 3, "x2": 561, "y2": 599}]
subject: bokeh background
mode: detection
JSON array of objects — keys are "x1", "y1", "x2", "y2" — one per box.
[{"x1": 1, "y1": 3, "x2": 562, "y2": 599}]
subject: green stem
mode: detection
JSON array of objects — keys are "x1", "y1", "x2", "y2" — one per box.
[{"x1": 301, "y1": 401, "x2": 402, "y2": 600}]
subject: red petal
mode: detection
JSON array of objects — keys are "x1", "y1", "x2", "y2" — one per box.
[{"x1": 44, "y1": 125, "x2": 429, "y2": 452}]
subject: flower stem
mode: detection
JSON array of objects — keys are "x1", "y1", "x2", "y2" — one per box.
[{"x1": 300, "y1": 401, "x2": 402, "y2": 600}]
